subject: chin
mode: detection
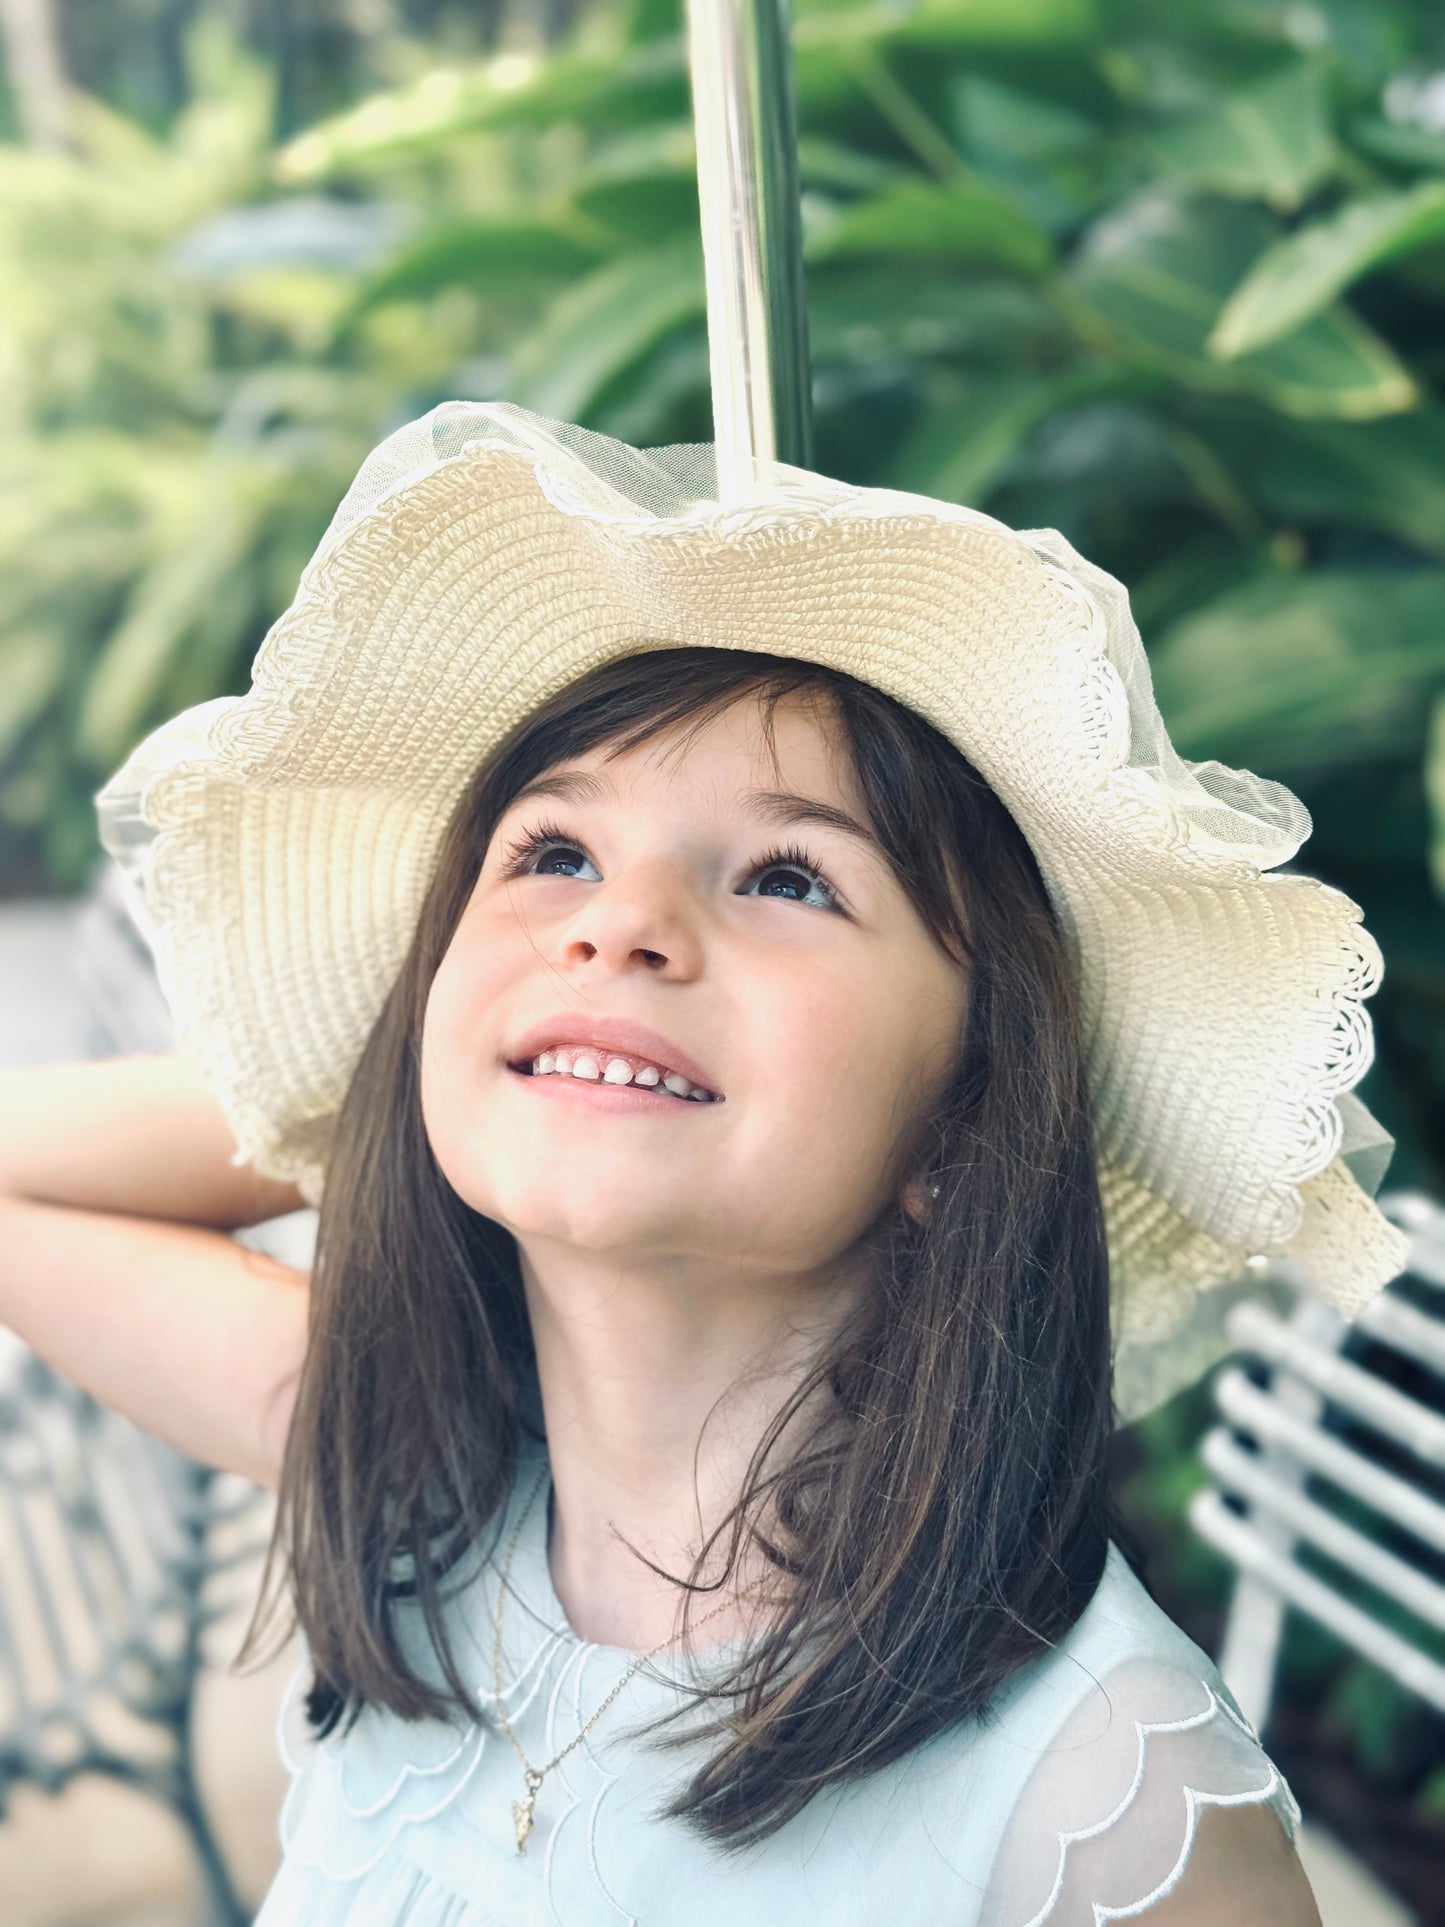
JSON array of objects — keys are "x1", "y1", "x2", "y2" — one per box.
[{"x1": 515, "y1": 1208, "x2": 671, "y2": 1252}]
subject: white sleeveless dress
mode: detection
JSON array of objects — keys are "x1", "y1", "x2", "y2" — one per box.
[{"x1": 256, "y1": 1431, "x2": 1301, "y2": 1926}]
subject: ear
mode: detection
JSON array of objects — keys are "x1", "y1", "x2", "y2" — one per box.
[{"x1": 897, "y1": 1173, "x2": 936, "y2": 1226}]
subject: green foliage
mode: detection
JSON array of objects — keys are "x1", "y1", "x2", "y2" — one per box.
[
  {"x1": 5, "y1": 0, "x2": 1443, "y2": 1182},
  {"x1": 5, "y1": 0, "x2": 1445, "y2": 1819},
  {"x1": 1143, "y1": 59, "x2": 1336, "y2": 213},
  {"x1": 4, "y1": 1, "x2": 1443, "y2": 1129},
  {"x1": 1320, "y1": 1660, "x2": 1445, "y2": 1790},
  {"x1": 807, "y1": 176, "x2": 1054, "y2": 272},
  {"x1": 1068, "y1": 190, "x2": 1417, "y2": 417},
  {"x1": 1211, "y1": 180, "x2": 1445, "y2": 354},
  {"x1": 0, "y1": 23, "x2": 499, "y2": 884},
  {"x1": 1149, "y1": 568, "x2": 1445, "y2": 767}
]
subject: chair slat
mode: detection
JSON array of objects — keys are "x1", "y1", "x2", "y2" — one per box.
[
  {"x1": 1198, "y1": 1190, "x2": 1445, "y2": 1738},
  {"x1": 1225, "y1": 1300, "x2": 1445, "y2": 1468},
  {"x1": 1191, "y1": 1490, "x2": 1445, "y2": 1715},
  {"x1": 1354, "y1": 1292, "x2": 1445, "y2": 1377},
  {"x1": 1201, "y1": 1427, "x2": 1445, "y2": 1631},
  {"x1": 1213, "y1": 1367, "x2": 1445, "y2": 1554}
]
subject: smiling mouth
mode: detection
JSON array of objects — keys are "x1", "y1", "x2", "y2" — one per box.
[{"x1": 508, "y1": 1055, "x2": 724, "y2": 1102}]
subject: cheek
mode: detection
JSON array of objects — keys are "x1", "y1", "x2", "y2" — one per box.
[
  {"x1": 421, "y1": 908, "x2": 502, "y2": 1063},
  {"x1": 420, "y1": 955, "x2": 462, "y2": 1084},
  {"x1": 417, "y1": 993, "x2": 450, "y2": 1164},
  {"x1": 418, "y1": 947, "x2": 488, "y2": 1152},
  {"x1": 747, "y1": 976, "x2": 907, "y2": 1166},
  {"x1": 777, "y1": 975, "x2": 962, "y2": 1178}
]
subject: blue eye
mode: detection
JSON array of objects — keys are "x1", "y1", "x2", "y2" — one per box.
[
  {"x1": 743, "y1": 841, "x2": 842, "y2": 912},
  {"x1": 500, "y1": 820, "x2": 590, "y2": 880},
  {"x1": 498, "y1": 820, "x2": 843, "y2": 913}
]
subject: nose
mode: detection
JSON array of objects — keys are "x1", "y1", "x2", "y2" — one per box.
[{"x1": 554, "y1": 863, "x2": 705, "y2": 977}]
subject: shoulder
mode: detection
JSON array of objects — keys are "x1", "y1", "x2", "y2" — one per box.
[{"x1": 974, "y1": 1547, "x2": 1313, "y2": 1926}]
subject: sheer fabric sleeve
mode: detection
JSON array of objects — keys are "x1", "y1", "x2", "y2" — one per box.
[{"x1": 978, "y1": 1655, "x2": 1304, "y2": 1926}]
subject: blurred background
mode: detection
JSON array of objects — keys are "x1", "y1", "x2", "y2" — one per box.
[{"x1": 0, "y1": 0, "x2": 1442, "y2": 1919}]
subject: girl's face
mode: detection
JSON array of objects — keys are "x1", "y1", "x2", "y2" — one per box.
[{"x1": 420, "y1": 691, "x2": 968, "y2": 1289}]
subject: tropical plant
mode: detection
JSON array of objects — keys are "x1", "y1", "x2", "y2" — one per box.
[
  {"x1": 8, "y1": 0, "x2": 1442, "y2": 1178},
  {"x1": 2, "y1": 0, "x2": 1444, "y2": 1887},
  {"x1": 0, "y1": 20, "x2": 470, "y2": 884}
]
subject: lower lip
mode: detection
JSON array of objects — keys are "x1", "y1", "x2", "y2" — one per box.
[{"x1": 506, "y1": 1065, "x2": 721, "y2": 1114}]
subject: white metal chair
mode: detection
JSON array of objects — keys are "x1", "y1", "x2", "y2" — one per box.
[
  {"x1": 0, "y1": 1334, "x2": 270, "y2": 1926},
  {"x1": 1190, "y1": 1191, "x2": 1445, "y2": 1735}
]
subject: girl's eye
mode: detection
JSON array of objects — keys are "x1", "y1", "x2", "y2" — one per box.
[
  {"x1": 745, "y1": 841, "x2": 843, "y2": 912},
  {"x1": 498, "y1": 819, "x2": 844, "y2": 913},
  {"x1": 498, "y1": 819, "x2": 586, "y2": 882}
]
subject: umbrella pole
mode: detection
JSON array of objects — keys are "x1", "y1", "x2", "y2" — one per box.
[{"x1": 684, "y1": 0, "x2": 814, "y2": 499}]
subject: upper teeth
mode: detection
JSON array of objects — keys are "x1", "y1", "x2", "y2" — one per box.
[{"x1": 530, "y1": 1049, "x2": 719, "y2": 1102}]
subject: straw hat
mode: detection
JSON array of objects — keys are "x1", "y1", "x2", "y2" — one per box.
[{"x1": 95, "y1": 399, "x2": 1410, "y2": 1420}]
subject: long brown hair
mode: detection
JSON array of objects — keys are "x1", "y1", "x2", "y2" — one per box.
[{"x1": 241, "y1": 645, "x2": 1124, "y2": 1850}]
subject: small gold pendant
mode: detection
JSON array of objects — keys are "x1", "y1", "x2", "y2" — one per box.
[{"x1": 512, "y1": 1769, "x2": 544, "y2": 1855}]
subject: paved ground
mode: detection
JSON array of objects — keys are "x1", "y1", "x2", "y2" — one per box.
[{"x1": 0, "y1": 894, "x2": 1420, "y2": 1924}]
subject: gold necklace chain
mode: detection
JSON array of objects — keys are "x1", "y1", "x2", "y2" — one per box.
[{"x1": 490, "y1": 1459, "x2": 762, "y2": 1856}]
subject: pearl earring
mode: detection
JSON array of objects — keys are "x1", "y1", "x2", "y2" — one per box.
[{"x1": 928, "y1": 1183, "x2": 941, "y2": 1199}]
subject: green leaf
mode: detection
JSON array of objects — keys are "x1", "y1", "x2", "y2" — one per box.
[
  {"x1": 1069, "y1": 190, "x2": 1418, "y2": 419},
  {"x1": 807, "y1": 178, "x2": 1053, "y2": 274},
  {"x1": 810, "y1": 266, "x2": 1070, "y2": 364},
  {"x1": 951, "y1": 73, "x2": 1099, "y2": 167},
  {"x1": 621, "y1": 0, "x2": 677, "y2": 43},
  {"x1": 1194, "y1": 405, "x2": 1445, "y2": 560},
  {"x1": 0, "y1": 627, "x2": 67, "y2": 764},
  {"x1": 1148, "y1": 568, "x2": 1445, "y2": 770},
  {"x1": 1427, "y1": 692, "x2": 1445, "y2": 901},
  {"x1": 1348, "y1": 114, "x2": 1445, "y2": 176},
  {"x1": 1211, "y1": 181, "x2": 1445, "y2": 357},
  {"x1": 796, "y1": 135, "x2": 913, "y2": 196},
  {"x1": 273, "y1": 41, "x2": 689, "y2": 180},
  {"x1": 947, "y1": 74, "x2": 1110, "y2": 232},
  {"x1": 573, "y1": 171, "x2": 700, "y2": 242},
  {"x1": 790, "y1": 1, "x2": 1098, "y2": 115},
  {"x1": 569, "y1": 127, "x2": 702, "y2": 243},
  {"x1": 509, "y1": 232, "x2": 705, "y2": 424},
  {"x1": 588, "y1": 326, "x2": 712, "y2": 445},
  {"x1": 1146, "y1": 60, "x2": 1335, "y2": 214},
  {"x1": 341, "y1": 216, "x2": 609, "y2": 321},
  {"x1": 76, "y1": 472, "x2": 270, "y2": 768},
  {"x1": 794, "y1": 0, "x2": 1098, "y2": 52},
  {"x1": 880, "y1": 365, "x2": 1127, "y2": 506}
]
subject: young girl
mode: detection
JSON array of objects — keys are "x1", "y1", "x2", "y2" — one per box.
[{"x1": 1, "y1": 401, "x2": 1407, "y2": 1923}]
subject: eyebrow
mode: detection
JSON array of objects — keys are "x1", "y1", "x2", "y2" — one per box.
[{"x1": 505, "y1": 769, "x2": 886, "y2": 861}]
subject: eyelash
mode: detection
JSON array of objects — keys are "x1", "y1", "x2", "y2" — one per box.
[{"x1": 498, "y1": 817, "x2": 844, "y2": 913}]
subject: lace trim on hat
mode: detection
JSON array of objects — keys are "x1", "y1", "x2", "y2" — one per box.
[
  {"x1": 1021, "y1": 527, "x2": 1385, "y2": 1255},
  {"x1": 1105, "y1": 1153, "x2": 1412, "y2": 1422}
]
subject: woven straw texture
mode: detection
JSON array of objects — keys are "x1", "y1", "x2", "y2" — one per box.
[{"x1": 95, "y1": 401, "x2": 1411, "y2": 1421}]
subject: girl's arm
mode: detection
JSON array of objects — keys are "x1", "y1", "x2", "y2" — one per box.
[
  {"x1": 0, "y1": 1054, "x2": 311, "y2": 1490},
  {"x1": 1145, "y1": 1802, "x2": 1321, "y2": 1926}
]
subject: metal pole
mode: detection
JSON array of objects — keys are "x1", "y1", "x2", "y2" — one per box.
[{"x1": 684, "y1": 0, "x2": 814, "y2": 501}]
